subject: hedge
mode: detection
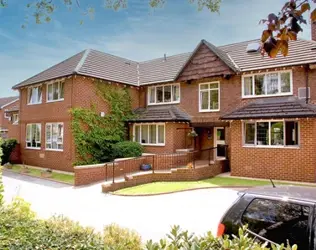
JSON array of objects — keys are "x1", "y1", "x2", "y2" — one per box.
[
  {"x1": 1, "y1": 138, "x2": 17, "y2": 165},
  {"x1": 112, "y1": 141, "x2": 143, "y2": 159}
]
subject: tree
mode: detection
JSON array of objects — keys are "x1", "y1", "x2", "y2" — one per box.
[{"x1": 261, "y1": 0, "x2": 316, "y2": 58}]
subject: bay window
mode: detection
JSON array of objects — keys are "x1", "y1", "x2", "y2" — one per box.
[
  {"x1": 243, "y1": 121, "x2": 299, "y2": 147},
  {"x1": 47, "y1": 81, "x2": 64, "y2": 102},
  {"x1": 134, "y1": 123, "x2": 165, "y2": 145},
  {"x1": 46, "y1": 123, "x2": 64, "y2": 150},
  {"x1": 243, "y1": 71, "x2": 292, "y2": 97},
  {"x1": 26, "y1": 124, "x2": 41, "y2": 149},
  {"x1": 28, "y1": 85, "x2": 42, "y2": 104},
  {"x1": 199, "y1": 82, "x2": 220, "y2": 112},
  {"x1": 148, "y1": 84, "x2": 180, "y2": 105}
]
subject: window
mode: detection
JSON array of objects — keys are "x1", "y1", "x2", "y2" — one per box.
[
  {"x1": 243, "y1": 71, "x2": 292, "y2": 97},
  {"x1": 26, "y1": 124, "x2": 41, "y2": 149},
  {"x1": 243, "y1": 121, "x2": 299, "y2": 147},
  {"x1": 47, "y1": 81, "x2": 64, "y2": 102},
  {"x1": 28, "y1": 86, "x2": 42, "y2": 104},
  {"x1": 148, "y1": 84, "x2": 180, "y2": 105},
  {"x1": 134, "y1": 123, "x2": 165, "y2": 145},
  {"x1": 12, "y1": 114, "x2": 19, "y2": 125},
  {"x1": 199, "y1": 82, "x2": 220, "y2": 112},
  {"x1": 46, "y1": 123, "x2": 64, "y2": 150},
  {"x1": 242, "y1": 198, "x2": 310, "y2": 248}
]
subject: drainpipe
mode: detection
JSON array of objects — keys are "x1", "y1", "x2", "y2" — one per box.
[{"x1": 305, "y1": 65, "x2": 309, "y2": 104}]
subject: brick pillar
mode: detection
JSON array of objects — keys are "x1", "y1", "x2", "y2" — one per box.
[{"x1": 312, "y1": 22, "x2": 316, "y2": 41}]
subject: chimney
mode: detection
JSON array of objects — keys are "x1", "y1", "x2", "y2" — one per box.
[{"x1": 312, "y1": 22, "x2": 316, "y2": 41}]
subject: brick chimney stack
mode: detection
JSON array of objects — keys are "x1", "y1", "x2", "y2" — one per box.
[{"x1": 312, "y1": 22, "x2": 316, "y2": 41}]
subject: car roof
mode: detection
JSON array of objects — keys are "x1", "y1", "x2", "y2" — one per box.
[{"x1": 241, "y1": 185, "x2": 316, "y2": 203}]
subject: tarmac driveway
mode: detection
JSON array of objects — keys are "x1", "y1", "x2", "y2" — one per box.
[{"x1": 2, "y1": 171, "x2": 239, "y2": 241}]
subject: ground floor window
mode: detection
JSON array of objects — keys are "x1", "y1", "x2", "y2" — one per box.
[
  {"x1": 243, "y1": 121, "x2": 299, "y2": 147},
  {"x1": 46, "y1": 123, "x2": 64, "y2": 150},
  {"x1": 26, "y1": 124, "x2": 41, "y2": 149},
  {"x1": 134, "y1": 123, "x2": 165, "y2": 145}
]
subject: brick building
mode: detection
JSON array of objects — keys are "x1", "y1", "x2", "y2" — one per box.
[
  {"x1": 12, "y1": 23, "x2": 316, "y2": 182},
  {"x1": 0, "y1": 96, "x2": 19, "y2": 140}
]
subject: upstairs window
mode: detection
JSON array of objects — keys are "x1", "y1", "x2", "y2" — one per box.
[
  {"x1": 26, "y1": 124, "x2": 41, "y2": 149},
  {"x1": 242, "y1": 71, "x2": 292, "y2": 98},
  {"x1": 47, "y1": 81, "x2": 64, "y2": 102},
  {"x1": 199, "y1": 82, "x2": 220, "y2": 112},
  {"x1": 12, "y1": 114, "x2": 19, "y2": 125},
  {"x1": 28, "y1": 86, "x2": 42, "y2": 104},
  {"x1": 148, "y1": 83, "x2": 180, "y2": 105}
]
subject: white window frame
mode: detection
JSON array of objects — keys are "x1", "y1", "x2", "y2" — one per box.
[
  {"x1": 27, "y1": 85, "x2": 42, "y2": 105},
  {"x1": 199, "y1": 81, "x2": 220, "y2": 112},
  {"x1": 12, "y1": 114, "x2": 19, "y2": 125},
  {"x1": 26, "y1": 123, "x2": 41, "y2": 150},
  {"x1": 242, "y1": 120, "x2": 300, "y2": 148},
  {"x1": 45, "y1": 122, "x2": 64, "y2": 151},
  {"x1": 46, "y1": 81, "x2": 65, "y2": 103},
  {"x1": 242, "y1": 70, "x2": 293, "y2": 98},
  {"x1": 133, "y1": 123, "x2": 165, "y2": 146},
  {"x1": 147, "y1": 83, "x2": 180, "y2": 105},
  {"x1": 4, "y1": 109, "x2": 9, "y2": 119}
]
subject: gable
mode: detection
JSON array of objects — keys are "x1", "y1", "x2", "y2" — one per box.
[{"x1": 177, "y1": 44, "x2": 234, "y2": 82}]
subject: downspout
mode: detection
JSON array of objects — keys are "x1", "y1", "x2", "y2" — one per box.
[{"x1": 305, "y1": 65, "x2": 309, "y2": 104}]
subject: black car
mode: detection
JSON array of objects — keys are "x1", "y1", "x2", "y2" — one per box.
[{"x1": 218, "y1": 185, "x2": 316, "y2": 249}]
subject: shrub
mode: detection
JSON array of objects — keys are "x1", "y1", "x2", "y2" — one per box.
[
  {"x1": 112, "y1": 141, "x2": 143, "y2": 159},
  {"x1": 103, "y1": 223, "x2": 142, "y2": 250},
  {"x1": 1, "y1": 138, "x2": 18, "y2": 165}
]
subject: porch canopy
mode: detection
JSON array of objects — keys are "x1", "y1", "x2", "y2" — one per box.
[
  {"x1": 129, "y1": 105, "x2": 191, "y2": 123},
  {"x1": 221, "y1": 97, "x2": 316, "y2": 120}
]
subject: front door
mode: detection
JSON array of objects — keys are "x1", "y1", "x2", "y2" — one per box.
[{"x1": 214, "y1": 127, "x2": 226, "y2": 159}]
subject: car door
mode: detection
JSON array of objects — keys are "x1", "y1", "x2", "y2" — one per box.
[{"x1": 240, "y1": 195, "x2": 313, "y2": 249}]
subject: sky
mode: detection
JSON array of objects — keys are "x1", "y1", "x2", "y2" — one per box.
[{"x1": 0, "y1": 0, "x2": 314, "y2": 97}]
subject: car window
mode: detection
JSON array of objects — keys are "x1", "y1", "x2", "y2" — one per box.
[{"x1": 242, "y1": 198, "x2": 310, "y2": 248}]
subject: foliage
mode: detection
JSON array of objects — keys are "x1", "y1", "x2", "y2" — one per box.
[
  {"x1": 1, "y1": 138, "x2": 18, "y2": 165},
  {"x1": 112, "y1": 141, "x2": 143, "y2": 159},
  {"x1": 261, "y1": 0, "x2": 316, "y2": 58},
  {"x1": 0, "y1": 139, "x2": 3, "y2": 207},
  {"x1": 71, "y1": 81, "x2": 135, "y2": 165},
  {"x1": 145, "y1": 225, "x2": 297, "y2": 250},
  {"x1": 0, "y1": 0, "x2": 220, "y2": 26},
  {"x1": 103, "y1": 223, "x2": 142, "y2": 250}
]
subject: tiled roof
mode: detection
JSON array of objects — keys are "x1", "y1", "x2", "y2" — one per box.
[
  {"x1": 221, "y1": 97, "x2": 316, "y2": 120},
  {"x1": 0, "y1": 96, "x2": 19, "y2": 109},
  {"x1": 130, "y1": 105, "x2": 191, "y2": 122},
  {"x1": 13, "y1": 39, "x2": 316, "y2": 89}
]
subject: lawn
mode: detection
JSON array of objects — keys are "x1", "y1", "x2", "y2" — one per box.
[
  {"x1": 8, "y1": 165, "x2": 74, "y2": 185},
  {"x1": 114, "y1": 177, "x2": 315, "y2": 195}
]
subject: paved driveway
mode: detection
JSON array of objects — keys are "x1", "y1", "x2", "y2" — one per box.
[{"x1": 2, "y1": 171, "x2": 239, "y2": 241}]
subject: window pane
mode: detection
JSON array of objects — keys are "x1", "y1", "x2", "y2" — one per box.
[
  {"x1": 200, "y1": 84, "x2": 209, "y2": 90},
  {"x1": 37, "y1": 86, "x2": 42, "y2": 102},
  {"x1": 266, "y1": 73, "x2": 279, "y2": 94},
  {"x1": 60, "y1": 82, "x2": 64, "y2": 99},
  {"x1": 53, "y1": 82, "x2": 59, "y2": 100},
  {"x1": 285, "y1": 121, "x2": 299, "y2": 145},
  {"x1": 255, "y1": 75, "x2": 265, "y2": 95},
  {"x1": 48, "y1": 84, "x2": 53, "y2": 101},
  {"x1": 172, "y1": 85, "x2": 180, "y2": 102},
  {"x1": 31, "y1": 88, "x2": 37, "y2": 103},
  {"x1": 149, "y1": 88, "x2": 155, "y2": 103},
  {"x1": 200, "y1": 91, "x2": 209, "y2": 110},
  {"x1": 210, "y1": 90, "x2": 219, "y2": 110},
  {"x1": 35, "y1": 124, "x2": 41, "y2": 142},
  {"x1": 209, "y1": 83, "x2": 218, "y2": 89},
  {"x1": 149, "y1": 125, "x2": 157, "y2": 144},
  {"x1": 242, "y1": 199, "x2": 310, "y2": 248},
  {"x1": 245, "y1": 123, "x2": 255, "y2": 145},
  {"x1": 244, "y1": 77, "x2": 253, "y2": 96},
  {"x1": 281, "y1": 72, "x2": 291, "y2": 93},
  {"x1": 158, "y1": 125, "x2": 164, "y2": 144},
  {"x1": 58, "y1": 124, "x2": 63, "y2": 143},
  {"x1": 141, "y1": 125, "x2": 149, "y2": 144},
  {"x1": 46, "y1": 124, "x2": 51, "y2": 142},
  {"x1": 28, "y1": 89, "x2": 32, "y2": 103},
  {"x1": 156, "y1": 87, "x2": 163, "y2": 103},
  {"x1": 271, "y1": 122, "x2": 284, "y2": 145},
  {"x1": 135, "y1": 126, "x2": 140, "y2": 143},
  {"x1": 164, "y1": 85, "x2": 171, "y2": 102},
  {"x1": 256, "y1": 122, "x2": 269, "y2": 145},
  {"x1": 26, "y1": 125, "x2": 31, "y2": 141}
]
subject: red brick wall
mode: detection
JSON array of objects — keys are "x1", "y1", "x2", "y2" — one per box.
[
  {"x1": 7, "y1": 111, "x2": 20, "y2": 141},
  {"x1": 312, "y1": 22, "x2": 316, "y2": 41},
  {"x1": 230, "y1": 119, "x2": 316, "y2": 182}
]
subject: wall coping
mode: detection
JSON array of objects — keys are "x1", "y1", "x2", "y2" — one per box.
[{"x1": 74, "y1": 163, "x2": 107, "y2": 170}]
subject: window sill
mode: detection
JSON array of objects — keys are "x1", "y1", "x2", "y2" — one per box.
[
  {"x1": 45, "y1": 148, "x2": 63, "y2": 152},
  {"x1": 46, "y1": 99, "x2": 64, "y2": 103},
  {"x1": 199, "y1": 109, "x2": 220, "y2": 113},
  {"x1": 243, "y1": 145, "x2": 300, "y2": 149},
  {"x1": 27, "y1": 102, "x2": 42, "y2": 106},
  {"x1": 25, "y1": 147, "x2": 41, "y2": 150},
  {"x1": 242, "y1": 93, "x2": 292, "y2": 99},
  {"x1": 148, "y1": 101, "x2": 180, "y2": 106},
  {"x1": 140, "y1": 144, "x2": 165, "y2": 147}
]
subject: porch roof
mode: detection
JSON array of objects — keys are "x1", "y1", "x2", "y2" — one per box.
[
  {"x1": 220, "y1": 97, "x2": 316, "y2": 120},
  {"x1": 129, "y1": 105, "x2": 191, "y2": 123}
]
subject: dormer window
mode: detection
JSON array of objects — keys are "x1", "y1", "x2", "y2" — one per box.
[
  {"x1": 47, "y1": 81, "x2": 64, "y2": 102},
  {"x1": 148, "y1": 83, "x2": 180, "y2": 105},
  {"x1": 28, "y1": 85, "x2": 42, "y2": 105}
]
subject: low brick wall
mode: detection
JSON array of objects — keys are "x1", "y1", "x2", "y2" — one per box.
[
  {"x1": 102, "y1": 160, "x2": 225, "y2": 193},
  {"x1": 74, "y1": 164, "x2": 107, "y2": 186}
]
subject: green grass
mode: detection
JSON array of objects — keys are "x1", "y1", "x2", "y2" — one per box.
[
  {"x1": 8, "y1": 165, "x2": 74, "y2": 185},
  {"x1": 114, "y1": 177, "x2": 316, "y2": 195}
]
